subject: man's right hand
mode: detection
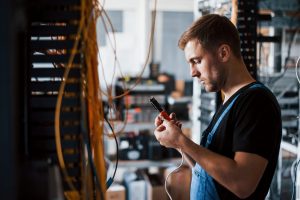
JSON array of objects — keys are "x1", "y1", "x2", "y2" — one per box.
[{"x1": 154, "y1": 112, "x2": 182, "y2": 128}]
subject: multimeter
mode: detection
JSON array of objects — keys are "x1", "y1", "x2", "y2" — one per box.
[{"x1": 149, "y1": 96, "x2": 171, "y2": 121}]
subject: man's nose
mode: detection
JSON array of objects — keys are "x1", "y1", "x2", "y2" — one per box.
[{"x1": 190, "y1": 65, "x2": 199, "y2": 77}]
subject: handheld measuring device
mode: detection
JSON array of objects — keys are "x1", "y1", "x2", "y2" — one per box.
[{"x1": 149, "y1": 96, "x2": 171, "y2": 121}]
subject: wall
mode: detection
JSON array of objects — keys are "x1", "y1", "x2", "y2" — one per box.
[{"x1": 97, "y1": 0, "x2": 194, "y2": 88}]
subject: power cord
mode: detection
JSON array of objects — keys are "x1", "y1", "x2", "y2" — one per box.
[
  {"x1": 291, "y1": 159, "x2": 300, "y2": 200},
  {"x1": 104, "y1": 117, "x2": 119, "y2": 189},
  {"x1": 164, "y1": 148, "x2": 184, "y2": 200}
]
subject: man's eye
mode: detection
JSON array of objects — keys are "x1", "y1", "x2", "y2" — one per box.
[{"x1": 194, "y1": 60, "x2": 201, "y2": 64}]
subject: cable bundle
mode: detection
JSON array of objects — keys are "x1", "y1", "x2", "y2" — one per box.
[
  {"x1": 54, "y1": 0, "x2": 159, "y2": 199},
  {"x1": 54, "y1": 0, "x2": 107, "y2": 199}
]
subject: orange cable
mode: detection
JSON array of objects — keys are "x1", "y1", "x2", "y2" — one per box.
[{"x1": 54, "y1": 0, "x2": 86, "y2": 198}]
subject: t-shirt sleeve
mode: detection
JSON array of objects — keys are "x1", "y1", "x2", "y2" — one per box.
[{"x1": 232, "y1": 89, "x2": 281, "y2": 160}]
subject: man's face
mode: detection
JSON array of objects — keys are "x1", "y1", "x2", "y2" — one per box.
[{"x1": 184, "y1": 39, "x2": 225, "y2": 92}]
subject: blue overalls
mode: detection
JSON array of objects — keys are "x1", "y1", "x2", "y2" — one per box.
[{"x1": 190, "y1": 83, "x2": 265, "y2": 200}]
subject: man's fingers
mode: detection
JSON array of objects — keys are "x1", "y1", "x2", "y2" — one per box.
[
  {"x1": 156, "y1": 124, "x2": 166, "y2": 132},
  {"x1": 154, "y1": 116, "x2": 163, "y2": 126},
  {"x1": 170, "y1": 112, "x2": 176, "y2": 120},
  {"x1": 175, "y1": 121, "x2": 182, "y2": 128}
]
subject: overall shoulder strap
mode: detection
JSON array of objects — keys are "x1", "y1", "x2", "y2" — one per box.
[{"x1": 204, "y1": 82, "x2": 266, "y2": 147}]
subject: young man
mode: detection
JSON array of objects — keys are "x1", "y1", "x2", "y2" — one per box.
[{"x1": 154, "y1": 14, "x2": 281, "y2": 200}]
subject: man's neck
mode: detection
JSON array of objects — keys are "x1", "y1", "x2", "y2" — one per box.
[{"x1": 222, "y1": 61, "x2": 255, "y2": 103}]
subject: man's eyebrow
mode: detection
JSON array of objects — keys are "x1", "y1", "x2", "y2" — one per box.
[{"x1": 189, "y1": 56, "x2": 201, "y2": 62}]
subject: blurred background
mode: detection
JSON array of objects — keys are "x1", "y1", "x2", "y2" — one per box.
[{"x1": 1, "y1": 0, "x2": 299, "y2": 199}]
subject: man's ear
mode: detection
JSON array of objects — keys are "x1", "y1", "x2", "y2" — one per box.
[{"x1": 217, "y1": 44, "x2": 230, "y2": 62}]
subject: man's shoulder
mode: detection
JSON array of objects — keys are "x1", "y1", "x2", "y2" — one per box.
[
  {"x1": 233, "y1": 85, "x2": 281, "y2": 118},
  {"x1": 238, "y1": 84, "x2": 279, "y2": 106}
]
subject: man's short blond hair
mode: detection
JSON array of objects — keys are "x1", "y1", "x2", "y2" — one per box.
[{"x1": 178, "y1": 14, "x2": 242, "y2": 58}]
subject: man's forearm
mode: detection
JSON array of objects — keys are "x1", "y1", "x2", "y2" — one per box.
[
  {"x1": 182, "y1": 152, "x2": 195, "y2": 168},
  {"x1": 179, "y1": 136, "x2": 267, "y2": 198}
]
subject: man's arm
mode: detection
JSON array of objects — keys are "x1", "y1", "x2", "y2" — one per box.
[
  {"x1": 182, "y1": 152, "x2": 195, "y2": 168},
  {"x1": 180, "y1": 135, "x2": 268, "y2": 199},
  {"x1": 155, "y1": 120, "x2": 268, "y2": 199}
]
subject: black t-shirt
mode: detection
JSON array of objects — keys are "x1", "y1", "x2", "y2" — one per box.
[{"x1": 201, "y1": 82, "x2": 282, "y2": 200}]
